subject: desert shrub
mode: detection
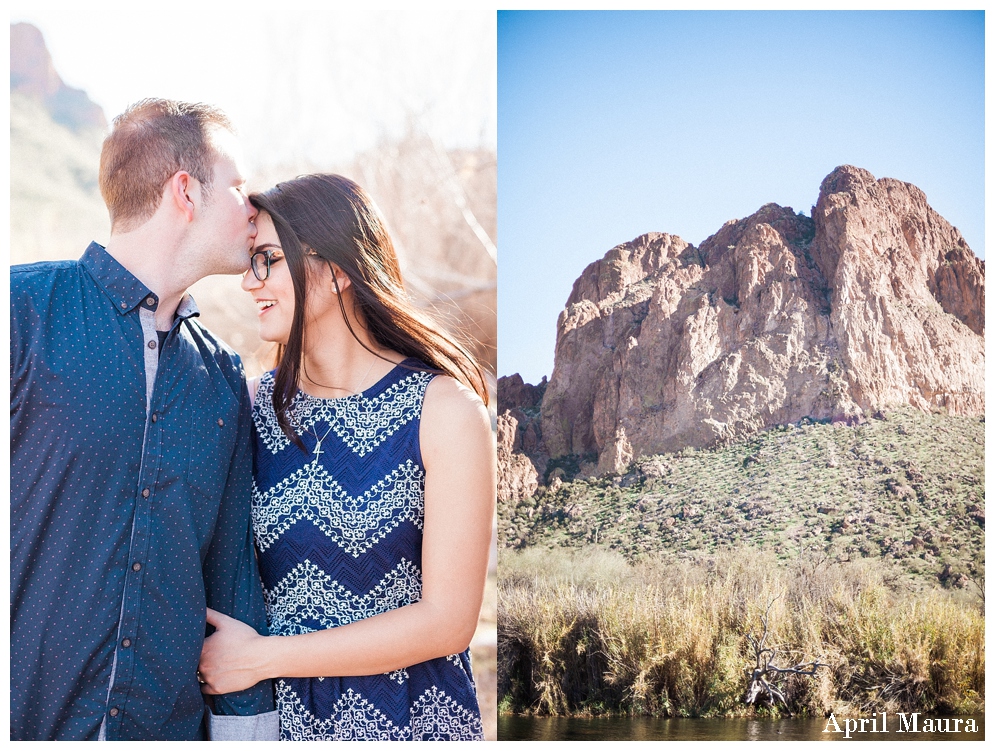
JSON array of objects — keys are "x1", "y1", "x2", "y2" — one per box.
[{"x1": 498, "y1": 549, "x2": 984, "y2": 717}]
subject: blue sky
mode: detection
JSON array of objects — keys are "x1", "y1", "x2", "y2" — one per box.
[{"x1": 498, "y1": 11, "x2": 984, "y2": 384}]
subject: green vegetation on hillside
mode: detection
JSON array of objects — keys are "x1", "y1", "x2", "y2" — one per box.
[{"x1": 499, "y1": 407, "x2": 984, "y2": 589}]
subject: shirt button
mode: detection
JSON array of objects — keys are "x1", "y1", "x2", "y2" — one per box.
[
  {"x1": 151, "y1": 413, "x2": 158, "y2": 423},
  {"x1": 146, "y1": 296, "x2": 155, "y2": 306},
  {"x1": 132, "y1": 562, "x2": 142, "y2": 572},
  {"x1": 109, "y1": 708, "x2": 120, "y2": 717},
  {"x1": 142, "y1": 488, "x2": 150, "y2": 498},
  {"x1": 121, "y1": 638, "x2": 132, "y2": 648},
  {"x1": 217, "y1": 418, "x2": 225, "y2": 427},
  {"x1": 148, "y1": 340, "x2": 157, "y2": 350}
]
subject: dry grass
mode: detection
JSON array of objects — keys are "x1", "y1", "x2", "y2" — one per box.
[{"x1": 498, "y1": 548, "x2": 984, "y2": 718}]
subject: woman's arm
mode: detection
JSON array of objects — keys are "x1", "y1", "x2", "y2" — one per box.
[{"x1": 198, "y1": 375, "x2": 495, "y2": 694}]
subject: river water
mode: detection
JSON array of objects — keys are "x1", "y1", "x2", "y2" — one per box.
[{"x1": 498, "y1": 714, "x2": 985, "y2": 741}]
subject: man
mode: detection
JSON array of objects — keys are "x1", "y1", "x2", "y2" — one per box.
[{"x1": 10, "y1": 99, "x2": 277, "y2": 740}]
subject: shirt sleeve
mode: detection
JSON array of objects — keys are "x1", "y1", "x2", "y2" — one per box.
[{"x1": 201, "y1": 369, "x2": 278, "y2": 739}]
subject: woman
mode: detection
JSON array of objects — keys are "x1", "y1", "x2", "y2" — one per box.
[{"x1": 197, "y1": 174, "x2": 494, "y2": 741}]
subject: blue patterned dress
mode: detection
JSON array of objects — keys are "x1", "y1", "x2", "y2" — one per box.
[{"x1": 250, "y1": 361, "x2": 484, "y2": 741}]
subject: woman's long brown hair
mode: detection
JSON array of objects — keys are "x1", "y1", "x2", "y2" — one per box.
[{"x1": 250, "y1": 174, "x2": 488, "y2": 448}]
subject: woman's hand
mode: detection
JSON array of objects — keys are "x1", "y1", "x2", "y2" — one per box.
[{"x1": 198, "y1": 608, "x2": 270, "y2": 695}]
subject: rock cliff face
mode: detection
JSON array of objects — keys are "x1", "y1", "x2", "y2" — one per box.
[
  {"x1": 498, "y1": 373, "x2": 546, "y2": 412},
  {"x1": 496, "y1": 375, "x2": 546, "y2": 502},
  {"x1": 540, "y1": 166, "x2": 985, "y2": 475}
]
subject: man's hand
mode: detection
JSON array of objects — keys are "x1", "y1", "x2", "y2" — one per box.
[{"x1": 198, "y1": 608, "x2": 269, "y2": 695}]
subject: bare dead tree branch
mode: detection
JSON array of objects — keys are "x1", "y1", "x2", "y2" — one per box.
[
  {"x1": 430, "y1": 136, "x2": 498, "y2": 264},
  {"x1": 743, "y1": 596, "x2": 826, "y2": 716}
]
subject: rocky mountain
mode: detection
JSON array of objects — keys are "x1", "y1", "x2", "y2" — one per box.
[
  {"x1": 496, "y1": 374, "x2": 547, "y2": 502},
  {"x1": 10, "y1": 22, "x2": 106, "y2": 132},
  {"x1": 501, "y1": 166, "x2": 984, "y2": 485}
]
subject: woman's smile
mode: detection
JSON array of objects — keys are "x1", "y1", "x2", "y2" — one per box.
[
  {"x1": 241, "y1": 212, "x2": 294, "y2": 343},
  {"x1": 255, "y1": 298, "x2": 278, "y2": 314}
]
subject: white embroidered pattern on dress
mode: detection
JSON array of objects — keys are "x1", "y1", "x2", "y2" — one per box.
[
  {"x1": 265, "y1": 558, "x2": 422, "y2": 635},
  {"x1": 276, "y1": 683, "x2": 484, "y2": 741},
  {"x1": 254, "y1": 370, "x2": 432, "y2": 456},
  {"x1": 252, "y1": 459, "x2": 425, "y2": 555},
  {"x1": 277, "y1": 684, "x2": 405, "y2": 741},
  {"x1": 409, "y1": 686, "x2": 486, "y2": 740}
]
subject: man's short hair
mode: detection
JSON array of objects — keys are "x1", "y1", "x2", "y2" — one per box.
[{"x1": 99, "y1": 99, "x2": 233, "y2": 231}]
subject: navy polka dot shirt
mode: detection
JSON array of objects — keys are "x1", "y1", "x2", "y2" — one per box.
[{"x1": 10, "y1": 243, "x2": 274, "y2": 740}]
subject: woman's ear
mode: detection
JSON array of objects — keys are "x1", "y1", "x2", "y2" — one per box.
[{"x1": 328, "y1": 263, "x2": 352, "y2": 294}]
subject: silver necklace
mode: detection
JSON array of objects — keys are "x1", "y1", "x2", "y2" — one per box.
[
  {"x1": 309, "y1": 422, "x2": 335, "y2": 462},
  {"x1": 306, "y1": 355, "x2": 379, "y2": 462}
]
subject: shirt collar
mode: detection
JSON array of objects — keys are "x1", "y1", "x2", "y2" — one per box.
[
  {"x1": 80, "y1": 242, "x2": 200, "y2": 320},
  {"x1": 81, "y1": 242, "x2": 152, "y2": 314},
  {"x1": 176, "y1": 294, "x2": 200, "y2": 320}
]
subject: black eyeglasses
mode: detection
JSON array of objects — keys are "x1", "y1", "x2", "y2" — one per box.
[
  {"x1": 249, "y1": 247, "x2": 321, "y2": 281},
  {"x1": 249, "y1": 249, "x2": 279, "y2": 281}
]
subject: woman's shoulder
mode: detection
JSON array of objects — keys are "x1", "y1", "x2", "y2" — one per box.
[
  {"x1": 418, "y1": 374, "x2": 493, "y2": 480},
  {"x1": 421, "y1": 374, "x2": 490, "y2": 435},
  {"x1": 422, "y1": 372, "x2": 481, "y2": 402}
]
